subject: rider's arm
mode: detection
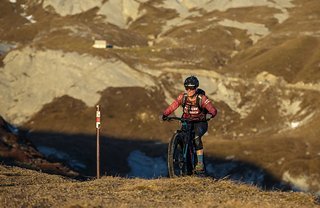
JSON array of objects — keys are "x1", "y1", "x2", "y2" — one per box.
[
  {"x1": 201, "y1": 95, "x2": 217, "y2": 118},
  {"x1": 163, "y1": 93, "x2": 184, "y2": 116}
]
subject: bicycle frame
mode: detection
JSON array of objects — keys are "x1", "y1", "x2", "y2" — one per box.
[
  {"x1": 166, "y1": 117, "x2": 197, "y2": 177},
  {"x1": 181, "y1": 120, "x2": 196, "y2": 171}
]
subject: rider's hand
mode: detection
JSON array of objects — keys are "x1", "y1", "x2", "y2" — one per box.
[
  {"x1": 205, "y1": 114, "x2": 213, "y2": 120},
  {"x1": 162, "y1": 115, "x2": 168, "y2": 121}
]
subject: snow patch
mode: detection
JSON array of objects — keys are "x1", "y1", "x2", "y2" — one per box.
[
  {"x1": 279, "y1": 101, "x2": 315, "y2": 130},
  {"x1": 206, "y1": 161, "x2": 266, "y2": 187},
  {"x1": 282, "y1": 171, "x2": 320, "y2": 194},
  {"x1": 38, "y1": 146, "x2": 86, "y2": 170},
  {"x1": 127, "y1": 150, "x2": 167, "y2": 178},
  {"x1": 206, "y1": 162, "x2": 238, "y2": 178},
  {"x1": 24, "y1": 15, "x2": 36, "y2": 24},
  {"x1": 290, "y1": 121, "x2": 300, "y2": 129}
]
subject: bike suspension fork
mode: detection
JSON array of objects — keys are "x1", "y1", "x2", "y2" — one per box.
[{"x1": 183, "y1": 143, "x2": 189, "y2": 163}]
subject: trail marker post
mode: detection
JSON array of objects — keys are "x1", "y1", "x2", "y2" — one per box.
[{"x1": 96, "y1": 105, "x2": 101, "y2": 179}]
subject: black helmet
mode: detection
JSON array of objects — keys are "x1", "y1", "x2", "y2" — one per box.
[{"x1": 184, "y1": 76, "x2": 199, "y2": 89}]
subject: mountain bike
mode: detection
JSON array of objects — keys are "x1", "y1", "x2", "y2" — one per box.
[{"x1": 165, "y1": 116, "x2": 210, "y2": 177}]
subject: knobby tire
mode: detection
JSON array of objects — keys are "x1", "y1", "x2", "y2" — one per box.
[{"x1": 168, "y1": 132, "x2": 187, "y2": 177}]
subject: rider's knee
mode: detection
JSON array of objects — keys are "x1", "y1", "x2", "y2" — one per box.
[{"x1": 194, "y1": 136, "x2": 203, "y2": 150}]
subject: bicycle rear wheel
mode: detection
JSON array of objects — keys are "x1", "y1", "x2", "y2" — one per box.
[{"x1": 168, "y1": 132, "x2": 187, "y2": 177}]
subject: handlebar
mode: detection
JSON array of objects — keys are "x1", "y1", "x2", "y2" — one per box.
[
  {"x1": 164, "y1": 116, "x2": 211, "y2": 122},
  {"x1": 164, "y1": 116, "x2": 188, "y2": 122}
]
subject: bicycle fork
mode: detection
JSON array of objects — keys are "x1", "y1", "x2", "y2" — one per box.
[
  {"x1": 182, "y1": 143, "x2": 189, "y2": 172},
  {"x1": 183, "y1": 141, "x2": 197, "y2": 175}
]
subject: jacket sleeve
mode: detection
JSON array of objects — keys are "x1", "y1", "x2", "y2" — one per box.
[
  {"x1": 201, "y1": 95, "x2": 217, "y2": 118},
  {"x1": 163, "y1": 93, "x2": 184, "y2": 116}
]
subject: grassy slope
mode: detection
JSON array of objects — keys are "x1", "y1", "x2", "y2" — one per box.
[
  {"x1": 225, "y1": 0, "x2": 320, "y2": 83},
  {"x1": 0, "y1": 165, "x2": 318, "y2": 208},
  {"x1": 1, "y1": 0, "x2": 320, "y2": 202},
  {"x1": 227, "y1": 36, "x2": 320, "y2": 83}
]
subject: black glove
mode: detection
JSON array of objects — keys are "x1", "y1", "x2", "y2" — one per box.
[
  {"x1": 162, "y1": 115, "x2": 168, "y2": 121},
  {"x1": 205, "y1": 114, "x2": 213, "y2": 120}
]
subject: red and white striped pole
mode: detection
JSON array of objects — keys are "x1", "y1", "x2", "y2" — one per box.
[{"x1": 96, "y1": 105, "x2": 101, "y2": 179}]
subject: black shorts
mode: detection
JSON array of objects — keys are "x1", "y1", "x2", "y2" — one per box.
[{"x1": 193, "y1": 121, "x2": 208, "y2": 137}]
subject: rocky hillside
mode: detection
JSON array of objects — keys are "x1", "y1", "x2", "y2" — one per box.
[
  {"x1": 1, "y1": 0, "x2": 320, "y2": 196},
  {"x1": 0, "y1": 116, "x2": 78, "y2": 177}
]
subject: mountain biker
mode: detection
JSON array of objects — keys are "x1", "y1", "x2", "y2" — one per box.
[{"x1": 162, "y1": 75, "x2": 217, "y2": 174}]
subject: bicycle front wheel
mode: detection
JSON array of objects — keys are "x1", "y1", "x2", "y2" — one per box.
[{"x1": 168, "y1": 132, "x2": 187, "y2": 177}]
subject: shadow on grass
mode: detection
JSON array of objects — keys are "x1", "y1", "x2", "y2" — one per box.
[
  {"x1": 19, "y1": 129, "x2": 167, "y2": 178},
  {"x1": 204, "y1": 157, "x2": 291, "y2": 191},
  {"x1": 7, "y1": 129, "x2": 292, "y2": 192}
]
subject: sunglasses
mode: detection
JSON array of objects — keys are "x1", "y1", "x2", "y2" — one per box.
[{"x1": 185, "y1": 86, "x2": 196, "y2": 90}]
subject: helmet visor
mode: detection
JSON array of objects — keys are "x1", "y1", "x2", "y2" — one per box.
[{"x1": 185, "y1": 86, "x2": 196, "y2": 90}]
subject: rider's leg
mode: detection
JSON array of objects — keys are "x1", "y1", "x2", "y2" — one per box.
[
  {"x1": 194, "y1": 136, "x2": 204, "y2": 164},
  {"x1": 196, "y1": 149, "x2": 204, "y2": 164},
  {"x1": 194, "y1": 122, "x2": 208, "y2": 172}
]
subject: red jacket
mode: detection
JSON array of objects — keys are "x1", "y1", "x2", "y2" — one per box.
[{"x1": 163, "y1": 92, "x2": 217, "y2": 121}]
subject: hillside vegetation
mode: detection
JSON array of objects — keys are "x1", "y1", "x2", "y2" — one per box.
[{"x1": 0, "y1": 165, "x2": 318, "y2": 208}]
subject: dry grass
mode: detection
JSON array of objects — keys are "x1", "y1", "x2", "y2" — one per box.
[
  {"x1": 0, "y1": 165, "x2": 318, "y2": 208},
  {"x1": 1, "y1": 0, "x2": 320, "y2": 204}
]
